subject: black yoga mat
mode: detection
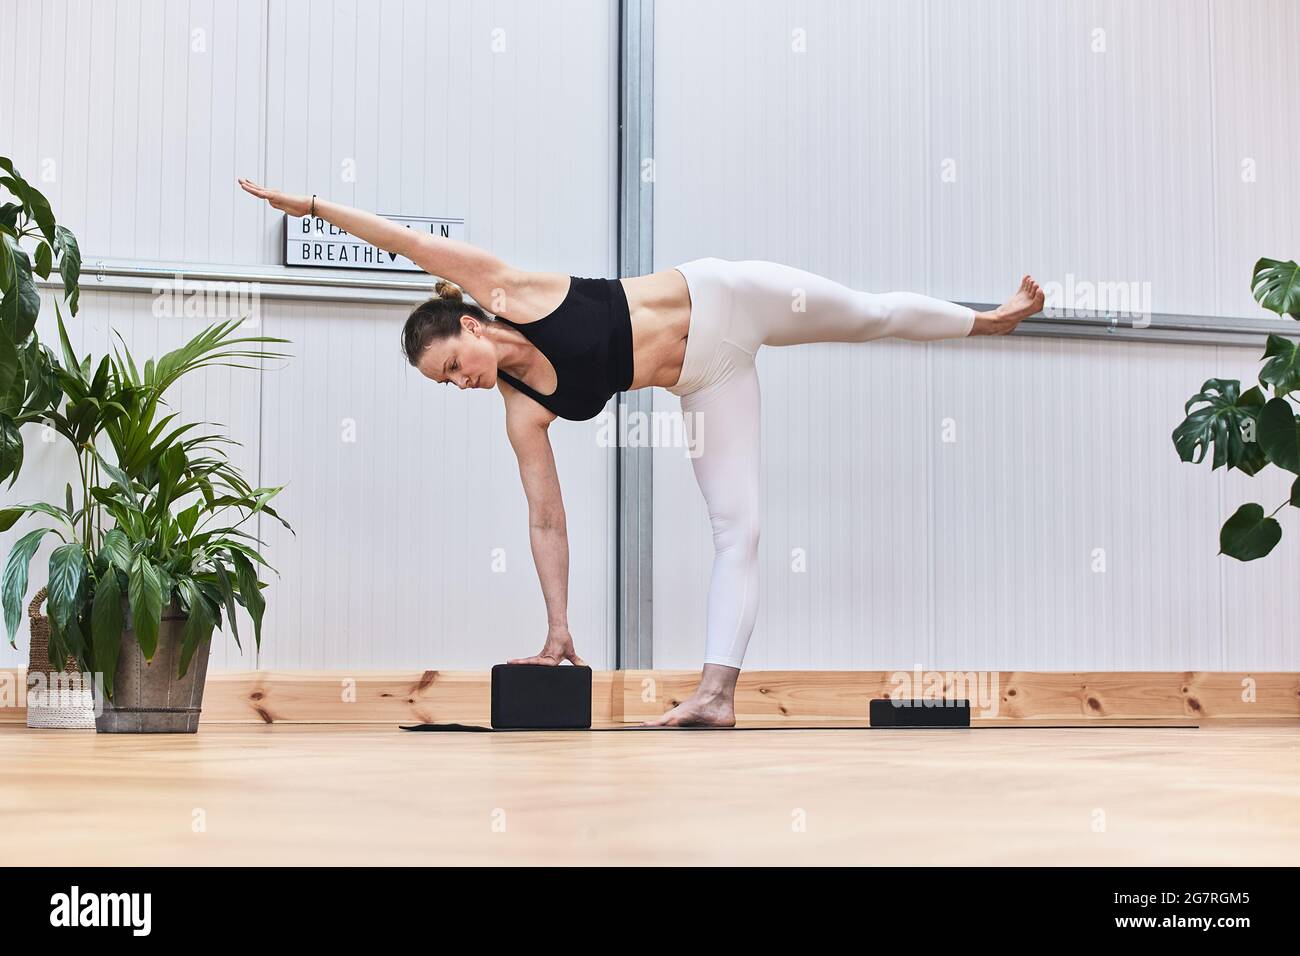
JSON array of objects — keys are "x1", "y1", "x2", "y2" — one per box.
[
  {"x1": 399, "y1": 722, "x2": 1198, "y2": 732},
  {"x1": 400, "y1": 723, "x2": 877, "y2": 732}
]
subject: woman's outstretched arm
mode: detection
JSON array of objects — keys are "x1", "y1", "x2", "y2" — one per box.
[
  {"x1": 500, "y1": 389, "x2": 586, "y2": 667},
  {"x1": 238, "y1": 179, "x2": 510, "y2": 304}
]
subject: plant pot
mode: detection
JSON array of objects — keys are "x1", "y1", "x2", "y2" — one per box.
[
  {"x1": 26, "y1": 587, "x2": 96, "y2": 730},
  {"x1": 95, "y1": 598, "x2": 210, "y2": 734}
]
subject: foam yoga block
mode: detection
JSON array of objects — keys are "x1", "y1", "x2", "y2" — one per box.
[
  {"x1": 490, "y1": 663, "x2": 592, "y2": 729},
  {"x1": 869, "y1": 698, "x2": 972, "y2": 728}
]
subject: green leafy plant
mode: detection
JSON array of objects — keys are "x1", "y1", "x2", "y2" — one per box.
[
  {"x1": 1173, "y1": 257, "x2": 1300, "y2": 560},
  {"x1": 0, "y1": 157, "x2": 80, "y2": 487},
  {"x1": 1, "y1": 315, "x2": 292, "y2": 693}
]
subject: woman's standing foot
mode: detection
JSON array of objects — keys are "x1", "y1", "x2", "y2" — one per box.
[
  {"x1": 642, "y1": 692, "x2": 737, "y2": 728},
  {"x1": 641, "y1": 663, "x2": 740, "y2": 727}
]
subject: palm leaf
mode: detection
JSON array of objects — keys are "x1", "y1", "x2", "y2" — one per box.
[
  {"x1": 2, "y1": 527, "x2": 62, "y2": 643},
  {"x1": 91, "y1": 569, "x2": 124, "y2": 697}
]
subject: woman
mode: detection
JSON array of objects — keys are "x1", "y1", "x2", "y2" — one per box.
[{"x1": 240, "y1": 179, "x2": 1044, "y2": 727}]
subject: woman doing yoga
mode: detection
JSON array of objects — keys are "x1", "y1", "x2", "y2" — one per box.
[{"x1": 240, "y1": 179, "x2": 1044, "y2": 727}]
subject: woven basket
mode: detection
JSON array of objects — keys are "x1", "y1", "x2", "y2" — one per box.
[{"x1": 26, "y1": 586, "x2": 96, "y2": 729}]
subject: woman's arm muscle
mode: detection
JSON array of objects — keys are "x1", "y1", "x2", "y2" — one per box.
[
  {"x1": 503, "y1": 389, "x2": 570, "y2": 629},
  {"x1": 238, "y1": 179, "x2": 513, "y2": 306},
  {"x1": 311, "y1": 197, "x2": 512, "y2": 305}
]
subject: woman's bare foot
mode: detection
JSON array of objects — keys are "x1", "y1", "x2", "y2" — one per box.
[
  {"x1": 642, "y1": 692, "x2": 736, "y2": 728},
  {"x1": 970, "y1": 275, "x2": 1044, "y2": 335},
  {"x1": 641, "y1": 663, "x2": 740, "y2": 728}
]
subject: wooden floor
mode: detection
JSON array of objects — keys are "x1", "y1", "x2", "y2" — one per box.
[{"x1": 3, "y1": 722, "x2": 1298, "y2": 865}]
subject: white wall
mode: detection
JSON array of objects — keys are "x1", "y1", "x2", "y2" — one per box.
[
  {"x1": 6, "y1": 0, "x2": 1297, "y2": 675},
  {"x1": 651, "y1": 0, "x2": 1300, "y2": 670},
  {"x1": 0, "y1": 0, "x2": 619, "y2": 669}
]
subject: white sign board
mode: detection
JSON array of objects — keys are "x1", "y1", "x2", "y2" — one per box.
[{"x1": 284, "y1": 214, "x2": 467, "y2": 271}]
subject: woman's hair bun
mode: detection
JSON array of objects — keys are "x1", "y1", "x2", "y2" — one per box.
[{"x1": 433, "y1": 278, "x2": 464, "y2": 301}]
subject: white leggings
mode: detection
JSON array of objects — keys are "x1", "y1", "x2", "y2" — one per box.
[{"x1": 668, "y1": 258, "x2": 976, "y2": 669}]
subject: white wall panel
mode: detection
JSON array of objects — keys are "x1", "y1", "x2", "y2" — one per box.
[
  {"x1": 928, "y1": 0, "x2": 1219, "y2": 313},
  {"x1": 928, "y1": 336, "x2": 1231, "y2": 671},
  {"x1": 2, "y1": 0, "x2": 618, "y2": 670},
  {"x1": 262, "y1": 0, "x2": 615, "y2": 274},
  {"x1": 1208, "y1": 0, "x2": 1300, "y2": 318},
  {"x1": 655, "y1": 0, "x2": 931, "y2": 288},
  {"x1": 652, "y1": 0, "x2": 1300, "y2": 670},
  {"x1": 2, "y1": 0, "x2": 615, "y2": 271},
  {"x1": 2, "y1": 0, "x2": 267, "y2": 264}
]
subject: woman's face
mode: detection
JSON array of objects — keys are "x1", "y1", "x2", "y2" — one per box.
[{"x1": 416, "y1": 317, "x2": 497, "y2": 390}]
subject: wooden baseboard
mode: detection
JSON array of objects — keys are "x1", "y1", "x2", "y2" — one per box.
[{"x1": 3, "y1": 667, "x2": 1297, "y2": 726}]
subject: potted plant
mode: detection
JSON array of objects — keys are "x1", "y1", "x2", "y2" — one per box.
[
  {"x1": 1173, "y1": 257, "x2": 1300, "y2": 559},
  {"x1": 2, "y1": 312, "x2": 292, "y2": 732}
]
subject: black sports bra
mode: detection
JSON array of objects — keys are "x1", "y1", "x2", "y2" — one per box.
[{"x1": 495, "y1": 275, "x2": 635, "y2": 421}]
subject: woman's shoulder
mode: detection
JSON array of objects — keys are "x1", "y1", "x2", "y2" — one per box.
[
  {"x1": 498, "y1": 376, "x2": 558, "y2": 428},
  {"x1": 494, "y1": 270, "x2": 573, "y2": 324}
]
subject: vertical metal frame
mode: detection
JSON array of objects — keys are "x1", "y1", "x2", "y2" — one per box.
[{"x1": 616, "y1": 0, "x2": 654, "y2": 668}]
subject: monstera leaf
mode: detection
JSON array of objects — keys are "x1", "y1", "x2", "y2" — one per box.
[
  {"x1": 1171, "y1": 378, "x2": 1267, "y2": 474},
  {"x1": 1219, "y1": 503, "x2": 1282, "y2": 561},
  {"x1": 1257, "y1": 397, "x2": 1300, "y2": 474},
  {"x1": 1258, "y1": 334, "x2": 1300, "y2": 396},
  {"x1": 1252, "y1": 258, "x2": 1300, "y2": 319}
]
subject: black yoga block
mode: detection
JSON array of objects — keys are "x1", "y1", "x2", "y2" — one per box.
[
  {"x1": 491, "y1": 664, "x2": 592, "y2": 729},
  {"x1": 869, "y1": 697, "x2": 971, "y2": 728}
]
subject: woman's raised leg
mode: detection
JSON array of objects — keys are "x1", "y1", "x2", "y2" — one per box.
[
  {"x1": 718, "y1": 259, "x2": 975, "y2": 347},
  {"x1": 721, "y1": 259, "x2": 1041, "y2": 348}
]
